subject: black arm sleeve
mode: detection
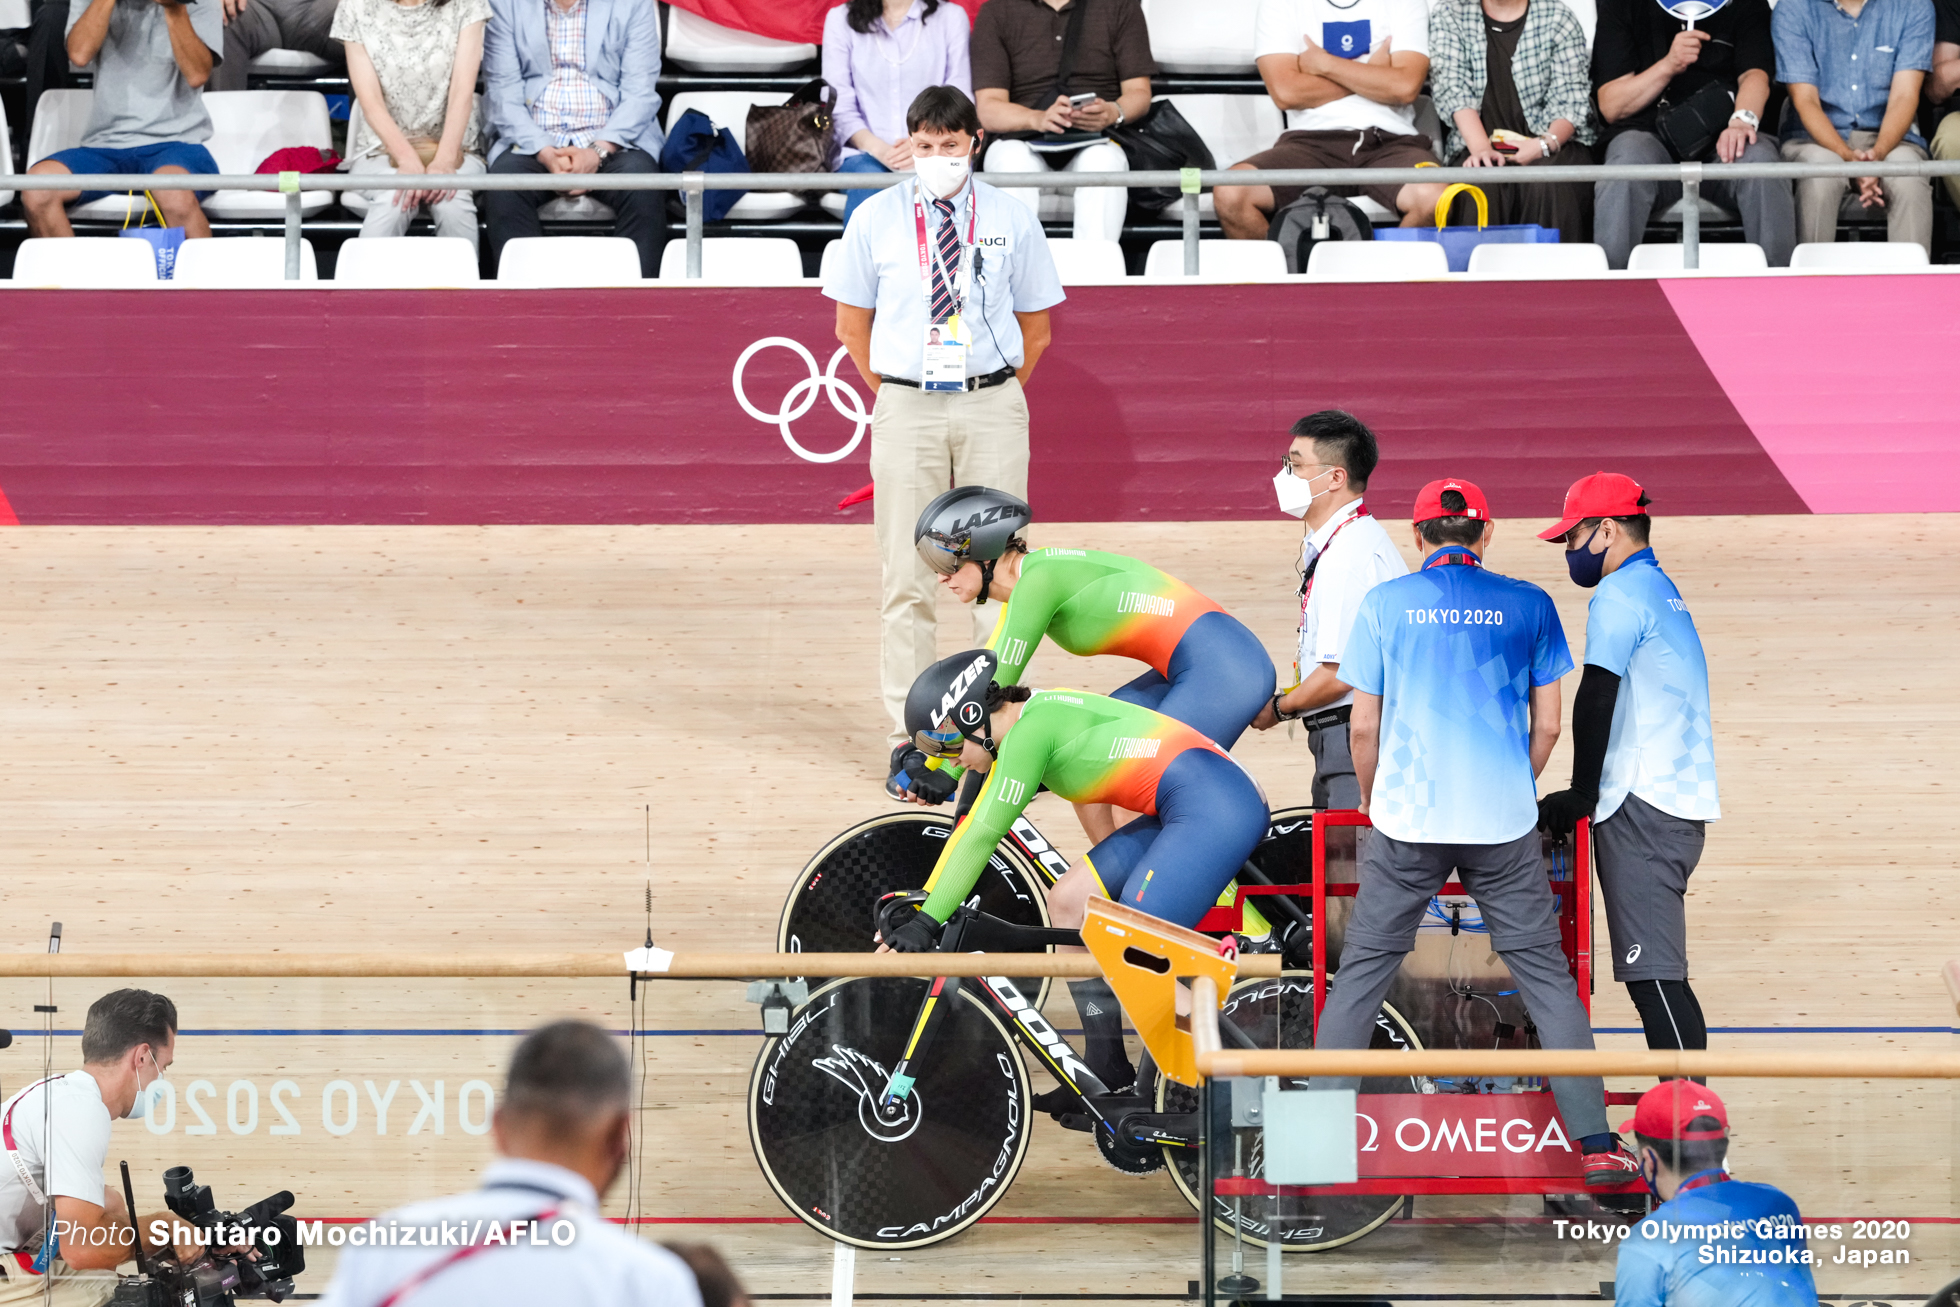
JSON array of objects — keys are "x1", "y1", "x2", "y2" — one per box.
[{"x1": 1568, "y1": 664, "x2": 1622, "y2": 797}]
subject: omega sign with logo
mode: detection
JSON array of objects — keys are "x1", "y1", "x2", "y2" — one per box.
[{"x1": 1354, "y1": 1093, "x2": 1577, "y2": 1178}]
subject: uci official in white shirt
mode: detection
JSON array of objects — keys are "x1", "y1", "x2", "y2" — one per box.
[
  {"x1": 317, "y1": 1022, "x2": 702, "y2": 1307},
  {"x1": 1252, "y1": 410, "x2": 1407, "y2": 807},
  {"x1": 824, "y1": 84, "x2": 1065, "y2": 775}
]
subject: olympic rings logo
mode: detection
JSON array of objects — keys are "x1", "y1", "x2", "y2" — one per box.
[{"x1": 732, "y1": 337, "x2": 870, "y2": 464}]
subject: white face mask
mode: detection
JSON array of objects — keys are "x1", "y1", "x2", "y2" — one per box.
[
  {"x1": 1273, "y1": 467, "x2": 1336, "y2": 519},
  {"x1": 913, "y1": 152, "x2": 971, "y2": 199},
  {"x1": 126, "y1": 1048, "x2": 165, "y2": 1120}
]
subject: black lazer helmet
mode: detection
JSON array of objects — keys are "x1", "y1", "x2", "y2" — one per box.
[
  {"x1": 904, "y1": 649, "x2": 1002, "y2": 759},
  {"x1": 914, "y1": 486, "x2": 1032, "y2": 582}
]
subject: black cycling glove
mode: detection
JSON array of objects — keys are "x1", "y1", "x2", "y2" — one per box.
[
  {"x1": 886, "y1": 745, "x2": 957, "y2": 805},
  {"x1": 1537, "y1": 665, "x2": 1621, "y2": 838},
  {"x1": 882, "y1": 909, "x2": 943, "y2": 954},
  {"x1": 1536, "y1": 788, "x2": 1597, "y2": 838}
]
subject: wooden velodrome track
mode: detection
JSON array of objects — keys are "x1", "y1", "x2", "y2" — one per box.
[{"x1": 0, "y1": 516, "x2": 1954, "y2": 1302}]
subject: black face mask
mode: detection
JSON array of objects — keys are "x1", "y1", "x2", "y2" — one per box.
[{"x1": 1566, "y1": 527, "x2": 1608, "y2": 588}]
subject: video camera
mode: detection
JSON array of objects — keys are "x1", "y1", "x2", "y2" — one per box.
[{"x1": 108, "y1": 1164, "x2": 306, "y2": 1307}]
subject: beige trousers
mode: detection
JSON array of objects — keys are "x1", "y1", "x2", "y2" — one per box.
[
  {"x1": 0, "y1": 1261, "x2": 117, "y2": 1307},
  {"x1": 1781, "y1": 132, "x2": 1932, "y2": 253},
  {"x1": 871, "y1": 377, "x2": 1031, "y2": 746},
  {"x1": 1931, "y1": 112, "x2": 1960, "y2": 212}
]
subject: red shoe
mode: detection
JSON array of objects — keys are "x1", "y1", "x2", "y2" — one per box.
[{"x1": 1582, "y1": 1145, "x2": 1642, "y2": 1188}]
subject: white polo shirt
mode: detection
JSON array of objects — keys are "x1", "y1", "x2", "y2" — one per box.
[
  {"x1": 1296, "y1": 499, "x2": 1407, "y2": 712},
  {"x1": 0, "y1": 1071, "x2": 112, "y2": 1255},
  {"x1": 316, "y1": 1158, "x2": 702, "y2": 1307}
]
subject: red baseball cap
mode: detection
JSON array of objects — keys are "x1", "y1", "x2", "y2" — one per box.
[
  {"x1": 1411, "y1": 477, "x2": 1490, "y2": 524},
  {"x1": 1539, "y1": 472, "x2": 1650, "y2": 541},
  {"x1": 1625, "y1": 1080, "x2": 1729, "y2": 1141}
]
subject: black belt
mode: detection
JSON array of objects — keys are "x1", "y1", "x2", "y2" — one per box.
[
  {"x1": 879, "y1": 366, "x2": 1014, "y2": 392},
  {"x1": 1301, "y1": 705, "x2": 1352, "y2": 732}
]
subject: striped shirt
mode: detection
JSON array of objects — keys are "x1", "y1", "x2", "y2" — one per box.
[{"x1": 533, "y1": 0, "x2": 612, "y2": 147}]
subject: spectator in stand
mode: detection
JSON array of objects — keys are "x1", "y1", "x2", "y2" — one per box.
[
  {"x1": 1931, "y1": 0, "x2": 1960, "y2": 208},
  {"x1": 1775, "y1": 0, "x2": 1935, "y2": 253},
  {"x1": 23, "y1": 0, "x2": 222, "y2": 240},
  {"x1": 481, "y1": 0, "x2": 667, "y2": 277},
  {"x1": 214, "y1": 0, "x2": 343, "y2": 93},
  {"x1": 1429, "y1": 0, "x2": 1596, "y2": 242},
  {"x1": 825, "y1": 0, "x2": 972, "y2": 228},
  {"x1": 971, "y1": 0, "x2": 1154, "y2": 243},
  {"x1": 1214, "y1": 0, "x2": 1447, "y2": 236},
  {"x1": 335, "y1": 0, "x2": 490, "y2": 248},
  {"x1": 1591, "y1": 0, "x2": 1793, "y2": 267}
]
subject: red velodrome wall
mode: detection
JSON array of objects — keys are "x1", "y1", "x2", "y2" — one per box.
[{"x1": 0, "y1": 275, "x2": 1951, "y2": 526}]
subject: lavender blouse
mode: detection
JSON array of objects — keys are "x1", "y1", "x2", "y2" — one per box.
[{"x1": 822, "y1": 1, "x2": 973, "y2": 156}]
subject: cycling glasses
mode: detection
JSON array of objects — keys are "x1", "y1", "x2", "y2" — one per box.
[{"x1": 914, "y1": 723, "x2": 966, "y2": 758}]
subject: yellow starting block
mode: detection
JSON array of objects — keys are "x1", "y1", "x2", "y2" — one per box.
[{"x1": 1079, "y1": 895, "x2": 1238, "y2": 1087}]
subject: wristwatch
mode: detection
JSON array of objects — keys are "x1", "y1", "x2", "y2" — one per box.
[
  {"x1": 592, "y1": 141, "x2": 616, "y2": 159},
  {"x1": 1113, "y1": 104, "x2": 1126, "y2": 127},
  {"x1": 1730, "y1": 108, "x2": 1760, "y2": 128}
]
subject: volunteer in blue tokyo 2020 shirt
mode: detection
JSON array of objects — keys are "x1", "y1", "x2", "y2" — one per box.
[
  {"x1": 1613, "y1": 1081, "x2": 1817, "y2": 1307},
  {"x1": 1536, "y1": 472, "x2": 1721, "y2": 1062},
  {"x1": 1318, "y1": 477, "x2": 1640, "y2": 1190}
]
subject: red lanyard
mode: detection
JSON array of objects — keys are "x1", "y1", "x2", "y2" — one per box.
[
  {"x1": 1299, "y1": 504, "x2": 1372, "y2": 617},
  {"x1": 373, "y1": 1206, "x2": 564, "y2": 1307},
  {"x1": 2, "y1": 1077, "x2": 62, "y2": 1209},
  {"x1": 913, "y1": 181, "x2": 978, "y2": 318}
]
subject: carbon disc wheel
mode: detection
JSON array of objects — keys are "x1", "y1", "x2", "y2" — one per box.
[
  {"x1": 748, "y1": 977, "x2": 1033, "y2": 1250},
  {"x1": 1158, "y1": 974, "x2": 1421, "y2": 1252},
  {"x1": 777, "y1": 811, "x2": 1054, "y2": 1006}
]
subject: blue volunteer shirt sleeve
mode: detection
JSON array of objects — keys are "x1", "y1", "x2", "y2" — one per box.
[
  {"x1": 1530, "y1": 588, "x2": 1575, "y2": 686},
  {"x1": 1582, "y1": 585, "x2": 1645, "y2": 677},
  {"x1": 1611, "y1": 1231, "x2": 1670, "y2": 1307},
  {"x1": 1336, "y1": 590, "x2": 1388, "y2": 695}
]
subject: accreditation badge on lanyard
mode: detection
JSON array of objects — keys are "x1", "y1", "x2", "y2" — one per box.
[{"x1": 915, "y1": 184, "x2": 978, "y2": 392}]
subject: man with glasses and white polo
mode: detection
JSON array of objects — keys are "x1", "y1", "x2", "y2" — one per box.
[{"x1": 1251, "y1": 409, "x2": 1406, "y2": 809}]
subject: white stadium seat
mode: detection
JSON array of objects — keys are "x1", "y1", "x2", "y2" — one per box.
[
  {"x1": 818, "y1": 238, "x2": 844, "y2": 283},
  {"x1": 0, "y1": 0, "x2": 30, "y2": 27},
  {"x1": 658, "y1": 236, "x2": 805, "y2": 283},
  {"x1": 29, "y1": 89, "x2": 148, "y2": 222},
  {"x1": 1142, "y1": 238, "x2": 1287, "y2": 279},
  {"x1": 1562, "y1": 0, "x2": 1598, "y2": 49},
  {"x1": 0, "y1": 97, "x2": 14, "y2": 209},
  {"x1": 171, "y1": 236, "x2": 319, "y2": 284},
  {"x1": 1160, "y1": 94, "x2": 1282, "y2": 216},
  {"x1": 12, "y1": 236, "x2": 159, "y2": 286},
  {"x1": 1305, "y1": 240, "x2": 1450, "y2": 278},
  {"x1": 247, "y1": 48, "x2": 333, "y2": 75},
  {"x1": 1788, "y1": 241, "x2": 1930, "y2": 269},
  {"x1": 333, "y1": 236, "x2": 480, "y2": 286},
  {"x1": 664, "y1": 93, "x2": 804, "y2": 220},
  {"x1": 1627, "y1": 242, "x2": 1769, "y2": 272},
  {"x1": 497, "y1": 236, "x2": 643, "y2": 285},
  {"x1": 1144, "y1": 0, "x2": 1260, "y2": 73},
  {"x1": 664, "y1": 7, "x2": 815, "y2": 72},
  {"x1": 1044, "y1": 237, "x2": 1128, "y2": 283},
  {"x1": 1465, "y1": 242, "x2": 1610, "y2": 276},
  {"x1": 202, "y1": 91, "x2": 336, "y2": 220}
]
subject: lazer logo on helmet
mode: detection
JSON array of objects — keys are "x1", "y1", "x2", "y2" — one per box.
[
  {"x1": 937, "y1": 654, "x2": 992, "y2": 724},
  {"x1": 954, "y1": 506, "x2": 1027, "y2": 531}
]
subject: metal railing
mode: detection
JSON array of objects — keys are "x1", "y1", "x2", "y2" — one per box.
[{"x1": 12, "y1": 158, "x2": 1959, "y2": 280}]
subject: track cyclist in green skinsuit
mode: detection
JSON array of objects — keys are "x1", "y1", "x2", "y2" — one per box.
[{"x1": 879, "y1": 649, "x2": 1270, "y2": 1108}]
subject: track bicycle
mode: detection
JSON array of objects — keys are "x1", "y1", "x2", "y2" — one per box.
[{"x1": 746, "y1": 899, "x2": 1425, "y2": 1252}]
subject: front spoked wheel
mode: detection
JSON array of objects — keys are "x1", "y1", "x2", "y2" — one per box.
[
  {"x1": 1158, "y1": 974, "x2": 1421, "y2": 1252},
  {"x1": 777, "y1": 812, "x2": 1053, "y2": 1006},
  {"x1": 748, "y1": 977, "x2": 1034, "y2": 1250}
]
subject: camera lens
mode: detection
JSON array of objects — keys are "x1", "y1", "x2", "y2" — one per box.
[{"x1": 162, "y1": 1166, "x2": 193, "y2": 1197}]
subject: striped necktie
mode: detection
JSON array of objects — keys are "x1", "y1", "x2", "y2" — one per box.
[{"x1": 929, "y1": 196, "x2": 961, "y2": 322}]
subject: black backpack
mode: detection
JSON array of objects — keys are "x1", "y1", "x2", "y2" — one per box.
[{"x1": 1267, "y1": 187, "x2": 1374, "y2": 274}]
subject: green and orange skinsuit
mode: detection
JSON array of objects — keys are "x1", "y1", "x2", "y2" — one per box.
[
  {"x1": 919, "y1": 691, "x2": 1231, "y2": 924},
  {"x1": 982, "y1": 549, "x2": 1223, "y2": 685}
]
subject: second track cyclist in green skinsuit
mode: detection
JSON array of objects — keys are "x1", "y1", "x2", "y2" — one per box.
[
  {"x1": 879, "y1": 648, "x2": 1271, "y2": 1106},
  {"x1": 903, "y1": 486, "x2": 1276, "y2": 844}
]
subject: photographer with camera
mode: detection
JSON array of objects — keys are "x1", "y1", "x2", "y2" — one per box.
[
  {"x1": 0, "y1": 990, "x2": 202, "y2": 1307},
  {"x1": 318, "y1": 1020, "x2": 702, "y2": 1307}
]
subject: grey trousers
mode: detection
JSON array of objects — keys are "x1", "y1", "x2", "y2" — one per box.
[
  {"x1": 1594, "y1": 130, "x2": 1796, "y2": 268},
  {"x1": 1783, "y1": 132, "x2": 1932, "y2": 254},
  {"x1": 1313, "y1": 827, "x2": 1608, "y2": 1140},
  {"x1": 1307, "y1": 720, "x2": 1359, "y2": 809},
  {"x1": 213, "y1": 0, "x2": 344, "y2": 93}
]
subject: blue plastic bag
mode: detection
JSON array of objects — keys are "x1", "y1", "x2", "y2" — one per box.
[
  {"x1": 119, "y1": 191, "x2": 185, "y2": 279},
  {"x1": 658, "y1": 109, "x2": 747, "y2": 222},
  {"x1": 1375, "y1": 182, "x2": 1559, "y2": 272}
]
